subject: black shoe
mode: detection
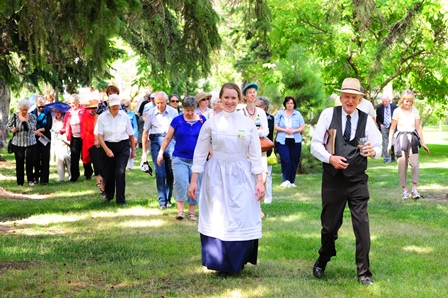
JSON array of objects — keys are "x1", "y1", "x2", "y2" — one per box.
[
  {"x1": 359, "y1": 276, "x2": 374, "y2": 286},
  {"x1": 86, "y1": 176, "x2": 93, "y2": 180},
  {"x1": 100, "y1": 191, "x2": 106, "y2": 197},
  {"x1": 313, "y1": 260, "x2": 327, "y2": 278},
  {"x1": 117, "y1": 203, "x2": 127, "y2": 207}
]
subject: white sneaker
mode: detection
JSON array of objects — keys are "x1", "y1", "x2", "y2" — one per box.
[
  {"x1": 411, "y1": 188, "x2": 420, "y2": 199},
  {"x1": 280, "y1": 180, "x2": 291, "y2": 187},
  {"x1": 289, "y1": 183, "x2": 297, "y2": 188},
  {"x1": 402, "y1": 190, "x2": 409, "y2": 200}
]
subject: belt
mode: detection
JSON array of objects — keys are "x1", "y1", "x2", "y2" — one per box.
[{"x1": 150, "y1": 133, "x2": 166, "y2": 137}]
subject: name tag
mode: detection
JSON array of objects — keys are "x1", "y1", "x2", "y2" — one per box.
[{"x1": 237, "y1": 130, "x2": 246, "y2": 140}]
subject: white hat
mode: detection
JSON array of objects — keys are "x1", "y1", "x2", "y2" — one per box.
[
  {"x1": 108, "y1": 94, "x2": 121, "y2": 107},
  {"x1": 335, "y1": 78, "x2": 365, "y2": 95}
]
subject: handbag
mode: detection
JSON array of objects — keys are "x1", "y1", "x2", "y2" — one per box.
[
  {"x1": 7, "y1": 113, "x2": 17, "y2": 154},
  {"x1": 260, "y1": 136, "x2": 274, "y2": 152},
  {"x1": 8, "y1": 138, "x2": 14, "y2": 153},
  {"x1": 267, "y1": 151, "x2": 278, "y2": 165}
]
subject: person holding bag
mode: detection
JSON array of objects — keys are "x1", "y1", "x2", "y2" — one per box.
[
  {"x1": 31, "y1": 95, "x2": 53, "y2": 185},
  {"x1": 6, "y1": 99, "x2": 37, "y2": 186}
]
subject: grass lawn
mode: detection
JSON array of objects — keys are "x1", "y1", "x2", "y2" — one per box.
[{"x1": 1, "y1": 127, "x2": 447, "y2": 297}]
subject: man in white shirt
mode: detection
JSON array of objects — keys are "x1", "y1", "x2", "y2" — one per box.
[
  {"x1": 310, "y1": 78, "x2": 381, "y2": 286},
  {"x1": 357, "y1": 86, "x2": 376, "y2": 121},
  {"x1": 142, "y1": 91, "x2": 178, "y2": 209}
]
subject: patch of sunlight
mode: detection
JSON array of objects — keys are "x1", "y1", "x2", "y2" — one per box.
[
  {"x1": 119, "y1": 219, "x2": 165, "y2": 228},
  {"x1": 5, "y1": 227, "x2": 68, "y2": 235},
  {"x1": 91, "y1": 206, "x2": 162, "y2": 218},
  {"x1": 403, "y1": 245, "x2": 434, "y2": 254},
  {"x1": 267, "y1": 214, "x2": 303, "y2": 222},
  {"x1": 213, "y1": 287, "x2": 268, "y2": 298},
  {"x1": 4, "y1": 213, "x2": 89, "y2": 226}
]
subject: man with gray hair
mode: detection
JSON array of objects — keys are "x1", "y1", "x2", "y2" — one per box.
[
  {"x1": 142, "y1": 91, "x2": 178, "y2": 209},
  {"x1": 376, "y1": 94, "x2": 397, "y2": 163}
]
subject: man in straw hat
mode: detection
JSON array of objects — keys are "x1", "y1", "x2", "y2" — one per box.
[{"x1": 310, "y1": 78, "x2": 381, "y2": 285}]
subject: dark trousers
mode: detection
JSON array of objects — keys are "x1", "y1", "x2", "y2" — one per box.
[
  {"x1": 70, "y1": 137, "x2": 93, "y2": 182},
  {"x1": 103, "y1": 140, "x2": 130, "y2": 204},
  {"x1": 319, "y1": 170, "x2": 372, "y2": 279},
  {"x1": 33, "y1": 141, "x2": 51, "y2": 184},
  {"x1": 14, "y1": 145, "x2": 35, "y2": 186},
  {"x1": 276, "y1": 139, "x2": 302, "y2": 183},
  {"x1": 88, "y1": 146, "x2": 103, "y2": 176}
]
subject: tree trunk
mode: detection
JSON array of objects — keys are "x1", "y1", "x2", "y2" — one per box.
[{"x1": 0, "y1": 80, "x2": 11, "y2": 149}]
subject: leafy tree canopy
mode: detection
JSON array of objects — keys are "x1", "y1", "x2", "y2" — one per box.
[{"x1": 268, "y1": 0, "x2": 448, "y2": 106}]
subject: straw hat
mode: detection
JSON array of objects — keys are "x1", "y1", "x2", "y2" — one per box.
[
  {"x1": 86, "y1": 99, "x2": 100, "y2": 109},
  {"x1": 195, "y1": 91, "x2": 212, "y2": 102},
  {"x1": 335, "y1": 78, "x2": 365, "y2": 95}
]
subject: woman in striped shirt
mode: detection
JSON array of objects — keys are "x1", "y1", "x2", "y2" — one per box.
[{"x1": 7, "y1": 99, "x2": 37, "y2": 186}]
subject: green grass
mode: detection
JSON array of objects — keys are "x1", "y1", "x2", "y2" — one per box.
[{"x1": 1, "y1": 134, "x2": 448, "y2": 297}]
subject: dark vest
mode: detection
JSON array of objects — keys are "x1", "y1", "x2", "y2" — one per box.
[{"x1": 323, "y1": 106, "x2": 368, "y2": 177}]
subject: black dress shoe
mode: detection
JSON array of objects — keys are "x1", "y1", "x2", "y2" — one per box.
[
  {"x1": 359, "y1": 276, "x2": 374, "y2": 285},
  {"x1": 313, "y1": 260, "x2": 327, "y2": 278}
]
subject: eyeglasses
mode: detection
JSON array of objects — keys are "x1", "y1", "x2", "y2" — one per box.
[{"x1": 170, "y1": 100, "x2": 179, "y2": 103}]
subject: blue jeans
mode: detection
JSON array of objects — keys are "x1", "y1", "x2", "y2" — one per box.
[
  {"x1": 172, "y1": 156, "x2": 200, "y2": 205},
  {"x1": 150, "y1": 136, "x2": 174, "y2": 206},
  {"x1": 276, "y1": 139, "x2": 302, "y2": 184}
]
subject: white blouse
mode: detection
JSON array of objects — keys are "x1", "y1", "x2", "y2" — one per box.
[{"x1": 95, "y1": 110, "x2": 134, "y2": 142}]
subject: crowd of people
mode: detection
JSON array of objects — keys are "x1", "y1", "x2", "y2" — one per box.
[{"x1": 6, "y1": 79, "x2": 431, "y2": 283}]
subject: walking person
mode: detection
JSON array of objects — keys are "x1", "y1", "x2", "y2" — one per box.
[
  {"x1": 310, "y1": 78, "x2": 381, "y2": 285},
  {"x1": 51, "y1": 109, "x2": 71, "y2": 181},
  {"x1": 188, "y1": 82, "x2": 264, "y2": 277},
  {"x1": 31, "y1": 95, "x2": 53, "y2": 185},
  {"x1": 142, "y1": 91, "x2": 179, "y2": 209},
  {"x1": 6, "y1": 99, "x2": 37, "y2": 186},
  {"x1": 157, "y1": 96, "x2": 206, "y2": 220},
  {"x1": 256, "y1": 96, "x2": 275, "y2": 204},
  {"x1": 240, "y1": 83, "x2": 269, "y2": 219},
  {"x1": 376, "y1": 94, "x2": 397, "y2": 163},
  {"x1": 60, "y1": 94, "x2": 93, "y2": 182},
  {"x1": 274, "y1": 96, "x2": 306, "y2": 187},
  {"x1": 96, "y1": 94, "x2": 136, "y2": 206},
  {"x1": 387, "y1": 90, "x2": 430, "y2": 200}
]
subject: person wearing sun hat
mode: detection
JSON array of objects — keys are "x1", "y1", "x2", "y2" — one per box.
[
  {"x1": 82, "y1": 99, "x2": 103, "y2": 194},
  {"x1": 96, "y1": 94, "x2": 136, "y2": 206},
  {"x1": 310, "y1": 77, "x2": 381, "y2": 285},
  {"x1": 195, "y1": 91, "x2": 212, "y2": 116}
]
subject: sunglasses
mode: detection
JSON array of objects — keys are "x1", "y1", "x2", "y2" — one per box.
[
  {"x1": 201, "y1": 98, "x2": 209, "y2": 101},
  {"x1": 37, "y1": 106, "x2": 45, "y2": 109},
  {"x1": 170, "y1": 100, "x2": 179, "y2": 103}
]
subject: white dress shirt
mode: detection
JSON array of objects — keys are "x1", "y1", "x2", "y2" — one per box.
[
  {"x1": 311, "y1": 107, "x2": 382, "y2": 163},
  {"x1": 95, "y1": 110, "x2": 134, "y2": 142}
]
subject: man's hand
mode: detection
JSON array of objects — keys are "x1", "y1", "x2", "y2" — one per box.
[
  {"x1": 329, "y1": 155, "x2": 349, "y2": 169},
  {"x1": 141, "y1": 152, "x2": 147, "y2": 162}
]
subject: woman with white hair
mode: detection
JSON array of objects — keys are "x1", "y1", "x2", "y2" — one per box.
[
  {"x1": 60, "y1": 94, "x2": 93, "y2": 182},
  {"x1": 6, "y1": 99, "x2": 37, "y2": 186},
  {"x1": 203, "y1": 95, "x2": 223, "y2": 119}
]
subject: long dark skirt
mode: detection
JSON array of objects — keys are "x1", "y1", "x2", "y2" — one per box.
[{"x1": 200, "y1": 234, "x2": 258, "y2": 274}]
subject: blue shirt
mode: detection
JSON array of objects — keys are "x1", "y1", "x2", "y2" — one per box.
[
  {"x1": 171, "y1": 114, "x2": 206, "y2": 160},
  {"x1": 274, "y1": 109, "x2": 305, "y2": 144},
  {"x1": 127, "y1": 110, "x2": 138, "y2": 137}
]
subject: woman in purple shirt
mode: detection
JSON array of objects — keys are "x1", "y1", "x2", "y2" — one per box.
[{"x1": 157, "y1": 96, "x2": 206, "y2": 221}]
